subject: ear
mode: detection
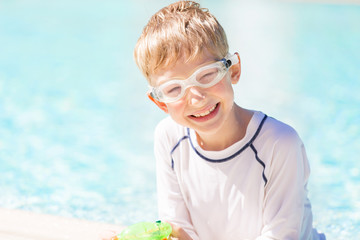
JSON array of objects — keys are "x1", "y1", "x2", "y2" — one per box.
[
  {"x1": 230, "y1": 52, "x2": 241, "y2": 84},
  {"x1": 147, "y1": 93, "x2": 168, "y2": 113}
]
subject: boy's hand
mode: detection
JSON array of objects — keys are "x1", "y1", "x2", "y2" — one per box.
[{"x1": 168, "y1": 223, "x2": 193, "y2": 240}]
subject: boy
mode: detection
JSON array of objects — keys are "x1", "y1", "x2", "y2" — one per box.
[{"x1": 133, "y1": 1, "x2": 325, "y2": 239}]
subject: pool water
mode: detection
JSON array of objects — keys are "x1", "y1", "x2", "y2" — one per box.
[{"x1": 0, "y1": 1, "x2": 359, "y2": 239}]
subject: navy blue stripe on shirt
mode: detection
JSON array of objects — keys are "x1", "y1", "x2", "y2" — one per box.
[
  {"x1": 188, "y1": 114, "x2": 268, "y2": 163},
  {"x1": 169, "y1": 114, "x2": 268, "y2": 183},
  {"x1": 170, "y1": 135, "x2": 189, "y2": 169},
  {"x1": 171, "y1": 135, "x2": 189, "y2": 155},
  {"x1": 250, "y1": 143, "x2": 268, "y2": 186}
]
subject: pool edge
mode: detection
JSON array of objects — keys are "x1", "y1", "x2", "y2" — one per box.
[{"x1": 0, "y1": 208, "x2": 124, "y2": 240}]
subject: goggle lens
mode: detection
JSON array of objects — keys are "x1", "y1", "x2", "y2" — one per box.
[
  {"x1": 161, "y1": 66, "x2": 224, "y2": 100},
  {"x1": 195, "y1": 66, "x2": 221, "y2": 85},
  {"x1": 162, "y1": 84, "x2": 183, "y2": 98}
]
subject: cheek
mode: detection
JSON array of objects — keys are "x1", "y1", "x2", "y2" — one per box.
[
  {"x1": 166, "y1": 101, "x2": 186, "y2": 116},
  {"x1": 210, "y1": 78, "x2": 234, "y2": 99}
]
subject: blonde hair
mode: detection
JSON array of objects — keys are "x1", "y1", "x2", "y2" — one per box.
[{"x1": 134, "y1": 1, "x2": 229, "y2": 83}]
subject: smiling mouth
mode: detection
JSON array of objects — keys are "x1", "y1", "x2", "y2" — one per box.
[{"x1": 191, "y1": 103, "x2": 218, "y2": 118}]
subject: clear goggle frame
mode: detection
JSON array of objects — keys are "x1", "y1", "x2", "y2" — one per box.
[{"x1": 149, "y1": 53, "x2": 239, "y2": 103}]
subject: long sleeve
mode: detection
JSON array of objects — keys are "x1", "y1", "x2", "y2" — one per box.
[
  {"x1": 255, "y1": 128, "x2": 312, "y2": 240},
  {"x1": 154, "y1": 121, "x2": 199, "y2": 240}
]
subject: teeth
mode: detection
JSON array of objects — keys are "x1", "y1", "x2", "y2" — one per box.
[{"x1": 193, "y1": 105, "x2": 216, "y2": 118}]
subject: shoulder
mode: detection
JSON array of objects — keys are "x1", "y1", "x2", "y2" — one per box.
[
  {"x1": 256, "y1": 114, "x2": 304, "y2": 153},
  {"x1": 155, "y1": 116, "x2": 184, "y2": 137},
  {"x1": 154, "y1": 117, "x2": 188, "y2": 147},
  {"x1": 259, "y1": 115, "x2": 311, "y2": 184}
]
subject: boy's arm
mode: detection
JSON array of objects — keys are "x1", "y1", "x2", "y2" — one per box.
[
  {"x1": 154, "y1": 123, "x2": 198, "y2": 240},
  {"x1": 256, "y1": 130, "x2": 312, "y2": 240}
]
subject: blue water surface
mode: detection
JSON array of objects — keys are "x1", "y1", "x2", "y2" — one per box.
[{"x1": 0, "y1": 1, "x2": 359, "y2": 239}]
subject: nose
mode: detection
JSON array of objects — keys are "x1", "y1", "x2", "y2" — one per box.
[{"x1": 186, "y1": 86, "x2": 206, "y2": 105}]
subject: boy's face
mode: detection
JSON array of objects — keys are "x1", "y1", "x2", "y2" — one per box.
[{"x1": 150, "y1": 50, "x2": 241, "y2": 137}]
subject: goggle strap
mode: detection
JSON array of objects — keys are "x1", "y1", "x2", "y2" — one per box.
[
  {"x1": 223, "y1": 53, "x2": 239, "y2": 68},
  {"x1": 148, "y1": 87, "x2": 158, "y2": 100}
]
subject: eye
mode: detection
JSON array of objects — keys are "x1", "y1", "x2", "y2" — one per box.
[
  {"x1": 197, "y1": 68, "x2": 219, "y2": 84},
  {"x1": 163, "y1": 84, "x2": 182, "y2": 97}
]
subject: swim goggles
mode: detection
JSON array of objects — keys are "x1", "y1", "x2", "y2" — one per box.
[{"x1": 149, "y1": 53, "x2": 239, "y2": 103}]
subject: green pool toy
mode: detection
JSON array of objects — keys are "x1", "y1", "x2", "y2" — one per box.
[{"x1": 117, "y1": 220, "x2": 172, "y2": 240}]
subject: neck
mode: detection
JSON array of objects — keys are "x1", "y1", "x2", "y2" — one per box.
[{"x1": 196, "y1": 105, "x2": 253, "y2": 151}]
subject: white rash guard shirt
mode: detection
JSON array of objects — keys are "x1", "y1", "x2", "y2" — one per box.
[{"x1": 154, "y1": 111, "x2": 324, "y2": 240}]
